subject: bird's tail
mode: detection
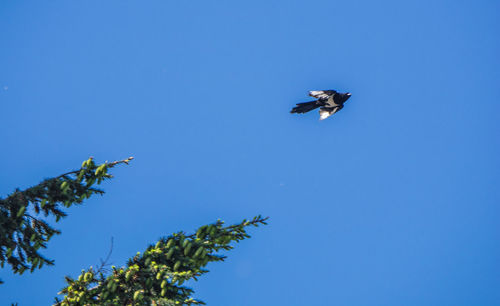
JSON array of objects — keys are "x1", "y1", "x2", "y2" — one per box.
[{"x1": 290, "y1": 101, "x2": 319, "y2": 114}]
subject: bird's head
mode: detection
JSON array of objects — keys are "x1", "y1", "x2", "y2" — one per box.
[{"x1": 342, "y1": 92, "x2": 352, "y2": 103}]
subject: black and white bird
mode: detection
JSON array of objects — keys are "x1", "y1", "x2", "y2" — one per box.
[{"x1": 290, "y1": 90, "x2": 351, "y2": 120}]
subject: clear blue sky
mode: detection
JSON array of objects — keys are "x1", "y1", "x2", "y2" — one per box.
[{"x1": 1, "y1": 1, "x2": 499, "y2": 305}]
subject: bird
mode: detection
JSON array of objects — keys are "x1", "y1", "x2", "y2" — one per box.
[{"x1": 290, "y1": 90, "x2": 351, "y2": 120}]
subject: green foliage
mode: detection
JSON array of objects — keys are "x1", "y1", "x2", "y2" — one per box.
[
  {"x1": 54, "y1": 216, "x2": 268, "y2": 305},
  {"x1": 0, "y1": 157, "x2": 134, "y2": 280},
  {"x1": 1, "y1": 156, "x2": 267, "y2": 304}
]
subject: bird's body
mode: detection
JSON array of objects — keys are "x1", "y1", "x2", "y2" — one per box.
[{"x1": 291, "y1": 90, "x2": 351, "y2": 120}]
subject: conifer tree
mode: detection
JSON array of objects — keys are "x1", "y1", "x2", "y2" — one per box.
[
  {"x1": 0, "y1": 157, "x2": 134, "y2": 281},
  {"x1": 0, "y1": 157, "x2": 267, "y2": 305},
  {"x1": 54, "y1": 215, "x2": 268, "y2": 305}
]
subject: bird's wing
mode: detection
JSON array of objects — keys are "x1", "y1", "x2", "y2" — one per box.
[
  {"x1": 309, "y1": 90, "x2": 337, "y2": 99},
  {"x1": 319, "y1": 105, "x2": 342, "y2": 120}
]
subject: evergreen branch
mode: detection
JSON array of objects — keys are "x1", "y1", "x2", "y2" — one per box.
[
  {"x1": 0, "y1": 157, "x2": 133, "y2": 278},
  {"x1": 55, "y1": 216, "x2": 268, "y2": 305},
  {"x1": 56, "y1": 157, "x2": 134, "y2": 179}
]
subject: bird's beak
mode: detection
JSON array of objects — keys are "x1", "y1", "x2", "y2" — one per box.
[{"x1": 346, "y1": 93, "x2": 351, "y2": 96}]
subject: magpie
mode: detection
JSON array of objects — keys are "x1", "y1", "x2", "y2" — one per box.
[{"x1": 290, "y1": 90, "x2": 351, "y2": 120}]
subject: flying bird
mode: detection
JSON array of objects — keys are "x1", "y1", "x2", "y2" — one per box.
[{"x1": 291, "y1": 90, "x2": 351, "y2": 120}]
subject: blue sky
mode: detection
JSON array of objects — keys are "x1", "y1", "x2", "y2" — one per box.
[{"x1": 1, "y1": 1, "x2": 499, "y2": 305}]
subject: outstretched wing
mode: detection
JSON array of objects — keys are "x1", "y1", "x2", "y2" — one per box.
[
  {"x1": 319, "y1": 105, "x2": 343, "y2": 120},
  {"x1": 309, "y1": 90, "x2": 337, "y2": 99}
]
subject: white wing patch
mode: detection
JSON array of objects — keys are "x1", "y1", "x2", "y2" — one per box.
[
  {"x1": 319, "y1": 107, "x2": 340, "y2": 120},
  {"x1": 319, "y1": 109, "x2": 333, "y2": 120},
  {"x1": 309, "y1": 90, "x2": 331, "y2": 99}
]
